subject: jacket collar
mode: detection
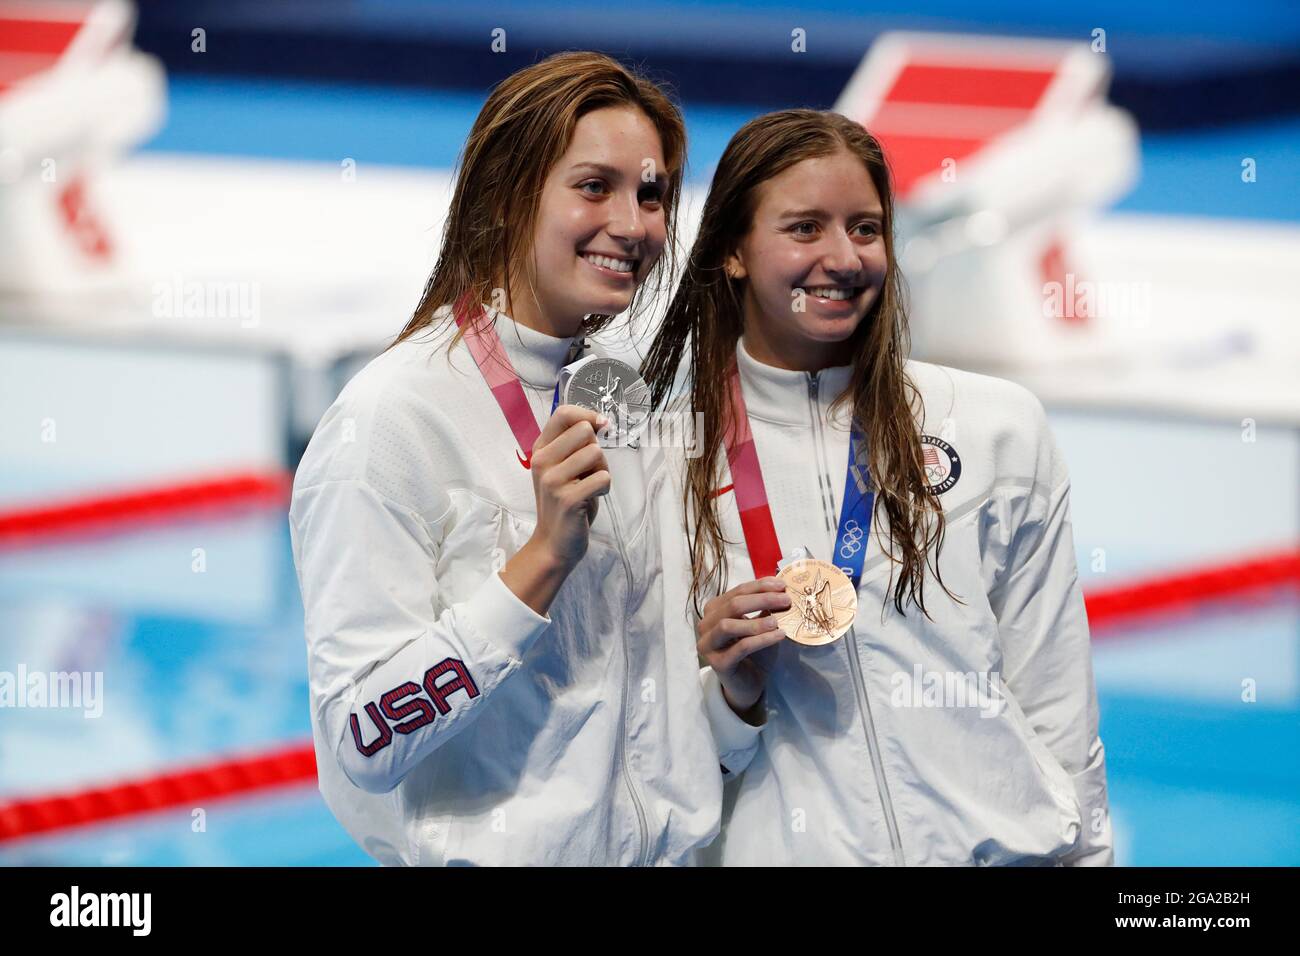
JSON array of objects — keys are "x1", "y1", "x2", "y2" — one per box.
[
  {"x1": 734, "y1": 336, "x2": 854, "y2": 428},
  {"x1": 476, "y1": 304, "x2": 584, "y2": 388}
]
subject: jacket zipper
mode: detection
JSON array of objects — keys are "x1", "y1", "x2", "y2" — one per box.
[
  {"x1": 537, "y1": 360, "x2": 652, "y2": 867},
  {"x1": 605, "y1": 498, "x2": 652, "y2": 867},
  {"x1": 806, "y1": 377, "x2": 838, "y2": 538},
  {"x1": 572, "y1": 338, "x2": 650, "y2": 865},
  {"x1": 806, "y1": 372, "x2": 906, "y2": 866}
]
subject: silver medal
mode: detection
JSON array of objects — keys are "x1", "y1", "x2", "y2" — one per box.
[{"x1": 558, "y1": 355, "x2": 651, "y2": 448}]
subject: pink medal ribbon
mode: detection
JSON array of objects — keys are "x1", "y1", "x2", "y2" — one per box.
[
  {"x1": 453, "y1": 294, "x2": 562, "y2": 469},
  {"x1": 722, "y1": 364, "x2": 784, "y2": 578}
]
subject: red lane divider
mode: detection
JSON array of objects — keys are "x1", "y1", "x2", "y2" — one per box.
[
  {"x1": 0, "y1": 743, "x2": 317, "y2": 844},
  {"x1": 0, "y1": 471, "x2": 292, "y2": 548},
  {"x1": 1085, "y1": 548, "x2": 1299, "y2": 633}
]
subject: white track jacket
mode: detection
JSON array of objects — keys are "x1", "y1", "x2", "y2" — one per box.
[
  {"x1": 662, "y1": 339, "x2": 1114, "y2": 866},
  {"x1": 288, "y1": 306, "x2": 721, "y2": 865}
]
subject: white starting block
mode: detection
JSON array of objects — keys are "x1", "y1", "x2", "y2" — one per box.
[
  {"x1": 0, "y1": 0, "x2": 165, "y2": 298},
  {"x1": 835, "y1": 31, "x2": 1140, "y2": 368}
]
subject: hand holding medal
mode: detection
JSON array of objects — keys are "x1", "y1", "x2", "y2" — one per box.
[
  {"x1": 695, "y1": 577, "x2": 792, "y2": 720},
  {"x1": 529, "y1": 404, "x2": 611, "y2": 545},
  {"x1": 453, "y1": 299, "x2": 612, "y2": 576}
]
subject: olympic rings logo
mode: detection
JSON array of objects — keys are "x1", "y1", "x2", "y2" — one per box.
[{"x1": 839, "y1": 518, "x2": 865, "y2": 558}]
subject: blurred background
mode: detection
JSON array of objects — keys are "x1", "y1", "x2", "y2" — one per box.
[{"x1": 0, "y1": 0, "x2": 1296, "y2": 865}]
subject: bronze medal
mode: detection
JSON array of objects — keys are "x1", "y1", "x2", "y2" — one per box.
[{"x1": 775, "y1": 558, "x2": 857, "y2": 645}]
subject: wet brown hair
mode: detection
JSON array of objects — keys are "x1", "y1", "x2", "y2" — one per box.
[{"x1": 641, "y1": 108, "x2": 955, "y2": 619}]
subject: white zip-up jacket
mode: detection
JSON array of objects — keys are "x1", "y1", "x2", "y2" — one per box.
[
  {"x1": 288, "y1": 305, "x2": 721, "y2": 865},
  {"x1": 660, "y1": 338, "x2": 1113, "y2": 866}
]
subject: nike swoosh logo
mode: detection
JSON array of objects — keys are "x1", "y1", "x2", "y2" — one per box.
[
  {"x1": 710, "y1": 483, "x2": 734, "y2": 498},
  {"x1": 517, "y1": 449, "x2": 532, "y2": 470}
]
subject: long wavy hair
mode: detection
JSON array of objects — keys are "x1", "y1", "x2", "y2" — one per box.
[
  {"x1": 383, "y1": 51, "x2": 685, "y2": 354},
  {"x1": 641, "y1": 109, "x2": 955, "y2": 619}
]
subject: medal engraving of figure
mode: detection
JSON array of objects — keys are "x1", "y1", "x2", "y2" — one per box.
[
  {"x1": 560, "y1": 355, "x2": 651, "y2": 446},
  {"x1": 775, "y1": 558, "x2": 858, "y2": 645}
]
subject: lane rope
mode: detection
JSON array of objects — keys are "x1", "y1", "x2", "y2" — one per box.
[
  {"x1": 0, "y1": 743, "x2": 317, "y2": 844},
  {"x1": 0, "y1": 472, "x2": 292, "y2": 548}
]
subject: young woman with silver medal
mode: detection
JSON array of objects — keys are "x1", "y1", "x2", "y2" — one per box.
[{"x1": 290, "y1": 53, "x2": 721, "y2": 866}]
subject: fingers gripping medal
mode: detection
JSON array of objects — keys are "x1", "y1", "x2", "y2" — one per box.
[
  {"x1": 775, "y1": 553, "x2": 858, "y2": 646},
  {"x1": 559, "y1": 355, "x2": 651, "y2": 447}
]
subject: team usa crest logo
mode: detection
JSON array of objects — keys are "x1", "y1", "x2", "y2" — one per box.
[{"x1": 920, "y1": 435, "x2": 961, "y2": 495}]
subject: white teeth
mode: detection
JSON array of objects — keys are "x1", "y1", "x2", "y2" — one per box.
[
  {"x1": 800, "y1": 286, "x2": 858, "y2": 301},
  {"x1": 583, "y1": 253, "x2": 636, "y2": 274}
]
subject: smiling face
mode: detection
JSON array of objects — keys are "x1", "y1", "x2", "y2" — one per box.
[
  {"x1": 725, "y1": 147, "x2": 888, "y2": 371},
  {"x1": 510, "y1": 106, "x2": 669, "y2": 337}
]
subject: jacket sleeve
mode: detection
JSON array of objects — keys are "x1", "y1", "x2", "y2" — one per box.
[
  {"x1": 289, "y1": 477, "x2": 551, "y2": 795},
  {"x1": 700, "y1": 666, "x2": 764, "y2": 777},
  {"x1": 986, "y1": 398, "x2": 1114, "y2": 866}
]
